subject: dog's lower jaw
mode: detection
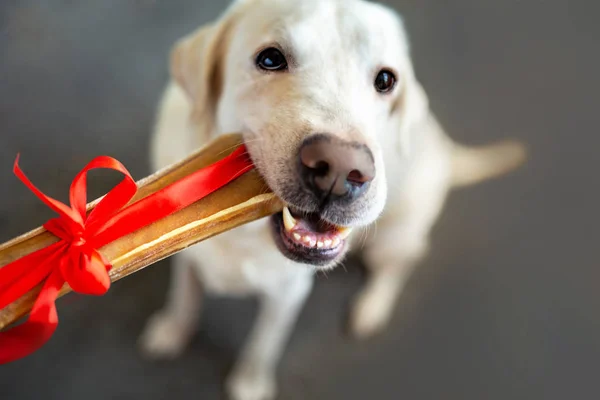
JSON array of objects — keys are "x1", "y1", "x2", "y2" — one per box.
[{"x1": 269, "y1": 212, "x2": 350, "y2": 268}]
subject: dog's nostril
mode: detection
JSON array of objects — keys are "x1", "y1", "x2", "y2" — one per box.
[
  {"x1": 313, "y1": 161, "x2": 330, "y2": 177},
  {"x1": 346, "y1": 169, "x2": 367, "y2": 187}
]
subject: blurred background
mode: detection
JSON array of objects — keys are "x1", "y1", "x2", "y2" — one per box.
[{"x1": 1, "y1": 0, "x2": 599, "y2": 399}]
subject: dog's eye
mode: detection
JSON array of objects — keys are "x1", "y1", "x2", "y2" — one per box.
[
  {"x1": 256, "y1": 47, "x2": 288, "y2": 71},
  {"x1": 374, "y1": 69, "x2": 396, "y2": 93}
]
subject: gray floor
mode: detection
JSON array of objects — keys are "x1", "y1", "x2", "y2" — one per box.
[{"x1": 1, "y1": 0, "x2": 599, "y2": 399}]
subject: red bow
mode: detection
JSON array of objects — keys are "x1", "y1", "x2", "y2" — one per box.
[{"x1": 0, "y1": 146, "x2": 253, "y2": 364}]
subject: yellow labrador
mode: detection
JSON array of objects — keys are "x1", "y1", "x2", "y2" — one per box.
[{"x1": 139, "y1": 0, "x2": 526, "y2": 399}]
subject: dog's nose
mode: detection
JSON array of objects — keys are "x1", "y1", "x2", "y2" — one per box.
[{"x1": 299, "y1": 134, "x2": 375, "y2": 201}]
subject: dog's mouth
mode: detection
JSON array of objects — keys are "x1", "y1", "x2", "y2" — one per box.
[{"x1": 270, "y1": 205, "x2": 352, "y2": 266}]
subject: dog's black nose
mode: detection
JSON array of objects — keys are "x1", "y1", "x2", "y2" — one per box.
[{"x1": 299, "y1": 134, "x2": 375, "y2": 201}]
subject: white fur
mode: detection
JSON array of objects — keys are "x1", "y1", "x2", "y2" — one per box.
[{"x1": 139, "y1": 1, "x2": 525, "y2": 399}]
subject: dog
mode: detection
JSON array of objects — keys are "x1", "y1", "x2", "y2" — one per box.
[{"x1": 139, "y1": 0, "x2": 526, "y2": 399}]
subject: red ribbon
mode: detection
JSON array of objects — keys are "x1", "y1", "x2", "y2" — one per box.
[{"x1": 0, "y1": 145, "x2": 253, "y2": 364}]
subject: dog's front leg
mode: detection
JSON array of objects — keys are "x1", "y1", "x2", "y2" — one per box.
[
  {"x1": 227, "y1": 272, "x2": 313, "y2": 400},
  {"x1": 350, "y1": 177, "x2": 451, "y2": 339},
  {"x1": 138, "y1": 252, "x2": 203, "y2": 359},
  {"x1": 350, "y1": 230, "x2": 427, "y2": 339}
]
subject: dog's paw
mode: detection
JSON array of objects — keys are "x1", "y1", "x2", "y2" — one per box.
[
  {"x1": 349, "y1": 289, "x2": 393, "y2": 339},
  {"x1": 226, "y1": 367, "x2": 277, "y2": 400},
  {"x1": 137, "y1": 311, "x2": 192, "y2": 360}
]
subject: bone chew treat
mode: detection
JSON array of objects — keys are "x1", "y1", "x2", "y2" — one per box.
[{"x1": 0, "y1": 133, "x2": 284, "y2": 330}]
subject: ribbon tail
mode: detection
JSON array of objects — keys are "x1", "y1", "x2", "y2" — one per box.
[
  {"x1": 0, "y1": 243, "x2": 65, "y2": 310},
  {"x1": 0, "y1": 269, "x2": 64, "y2": 364}
]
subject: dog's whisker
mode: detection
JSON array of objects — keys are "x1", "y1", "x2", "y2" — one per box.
[
  {"x1": 359, "y1": 224, "x2": 371, "y2": 250},
  {"x1": 232, "y1": 164, "x2": 254, "y2": 179},
  {"x1": 214, "y1": 138, "x2": 263, "y2": 158},
  {"x1": 215, "y1": 144, "x2": 247, "y2": 157},
  {"x1": 339, "y1": 260, "x2": 348, "y2": 273},
  {"x1": 231, "y1": 164, "x2": 253, "y2": 176},
  {"x1": 372, "y1": 221, "x2": 378, "y2": 240}
]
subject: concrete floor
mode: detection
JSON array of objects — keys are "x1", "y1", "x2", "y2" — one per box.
[{"x1": 1, "y1": 0, "x2": 599, "y2": 399}]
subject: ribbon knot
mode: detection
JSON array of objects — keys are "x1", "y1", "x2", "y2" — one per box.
[
  {"x1": 0, "y1": 145, "x2": 253, "y2": 364},
  {"x1": 45, "y1": 217, "x2": 108, "y2": 296},
  {"x1": 70, "y1": 237, "x2": 86, "y2": 247}
]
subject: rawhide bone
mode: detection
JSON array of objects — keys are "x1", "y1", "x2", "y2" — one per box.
[{"x1": 0, "y1": 133, "x2": 284, "y2": 331}]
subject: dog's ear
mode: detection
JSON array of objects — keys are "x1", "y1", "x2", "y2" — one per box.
[
  {"x1": 392, "y1": 64, "x2": 429, "y2": 156},
  {"x1": 170, "y1": 15, "x2": 233, "y2": 131}
]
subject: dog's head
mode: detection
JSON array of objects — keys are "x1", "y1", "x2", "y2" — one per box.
[{"x1": 171, "y1": 0, "x2": 428, "y2": 268}]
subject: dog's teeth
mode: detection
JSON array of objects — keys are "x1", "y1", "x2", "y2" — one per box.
[
  {"x1": 282, "y1": 206, "x2": 297, "y2": 232},
  {"x1": 293, "y1": 233, "x2": 302, "y2": 241},
  {"x1": 302, "y1": 235, "x2": 317, "y2": 248},
  {"x1": 337, "y1": 227, "x2": 353, "y2": 240},
  {"x1": 324, "y1": 239, "x2": 333, "y2": 248},
  {"x1": 332, "y1": 237, "x2": 341, "y2": 248},
  {"x1": 317, "y1": 241, "x2": 324, "y2": 248}
]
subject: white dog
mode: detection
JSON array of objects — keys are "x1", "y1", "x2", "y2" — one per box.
[{"x1": 139, "y1": 0, "x2": 526, "y2": 399}]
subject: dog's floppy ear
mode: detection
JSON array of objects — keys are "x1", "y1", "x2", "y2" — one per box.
[
  {"x1": 392, "y1": 64, "x2": 429, "y2": 156},
  {"x1": 170, "y1": 15, "x2": 233, "y2": 131}
]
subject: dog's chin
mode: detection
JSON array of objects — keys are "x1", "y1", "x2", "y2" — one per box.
[{"x1": 269, "y1": 206, "x2": 352, "y2": 268}]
